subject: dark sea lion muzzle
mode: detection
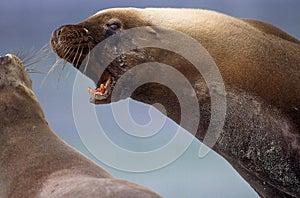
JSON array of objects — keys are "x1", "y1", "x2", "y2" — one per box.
[
  {"x1": 50, "y1": 20, "x2": 123, "y2": 67},
  {"x1": 50, "y1": 24, "x2": 99, "y2": 68},
  {"x1": 50, "y1": 16, "x2": 151, "y2": 104},
  {"x1": 50, "y1": 19, "x2": 127, "y2": 102}
]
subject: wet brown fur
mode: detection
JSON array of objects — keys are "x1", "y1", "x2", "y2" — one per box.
[
  {"x1": 0, "y1": 54, "x2": 161, "y2": 198},
  {"x1": 50, "y1": 8, "x2": 300, "y2": 197}
]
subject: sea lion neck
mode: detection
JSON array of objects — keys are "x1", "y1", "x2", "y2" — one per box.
[{"x1": 0, "y1": 85, "x2": 45, "y2": 128}]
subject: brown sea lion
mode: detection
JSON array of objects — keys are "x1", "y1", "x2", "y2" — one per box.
[
  {"x1": 0, "y1": 54, "x2": 161, "y2": 198},
  {"x1": 50, "y1": 8, "x2": 300, "y2": 197}
]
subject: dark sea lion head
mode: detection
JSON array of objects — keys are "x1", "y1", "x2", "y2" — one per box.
[
  {"x1": 50, "y1": 7, "x2": 300, "y2": 121},
  {"x1": 50, "y1": 8, "x2": 175, "y2": 104},
  {"x1": 50, "y1": 8, "x2": 147, "y2": 66}
]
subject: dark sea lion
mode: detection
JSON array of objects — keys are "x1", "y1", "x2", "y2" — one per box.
[
  {"x1": 0, "y1": 54, "x2": 161, "y2": 198},
  {"x1": 50, "y1": 8, "x2": 300, "y2": 197}
]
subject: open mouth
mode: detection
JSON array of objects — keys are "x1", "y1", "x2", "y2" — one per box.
[{"x1": 88, "y1": 70, "x2": 115, "y2": 101}]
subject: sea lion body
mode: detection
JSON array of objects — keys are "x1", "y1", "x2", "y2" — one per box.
[
  {"x1": 0, "y1": 54, "x2": 161, "y2": 198},
  {"x1": 50, "y1": 8, "x2": 300, "y2": 197}
]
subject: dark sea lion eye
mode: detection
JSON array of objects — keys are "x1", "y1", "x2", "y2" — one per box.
[{"x1": 107, "y1": 22, "x2": 120, "y2": 31}]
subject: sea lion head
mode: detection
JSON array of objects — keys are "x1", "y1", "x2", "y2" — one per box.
[
  {"x1": 0, "y1": 54, "x2": 32, "y2": 90},
  {"x1": 50, "y1": 8, "x2": 149, "y2": 66},
  {"x1": 50, "y1": 8, "x2": 174, "y2": 104},
  {"x1": 0, "y1": 53, "x2": 45, "y2": 124}
]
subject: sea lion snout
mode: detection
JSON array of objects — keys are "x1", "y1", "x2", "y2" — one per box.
[
  {"x1": 50, "y1": 25, "x2": 77, "y2": 47},
  {"x1": 50, "y1": 24, "x2": 101, "y2": 67},
  {"x1": 0, "y1": 54, "x2": 32, "y2": 89},
  {"x1": 0, "y1": 54, "x2": 23, "y2": 70},
  {"x1": 51, "y1": 25, "x2": 84, "y2": 44}
]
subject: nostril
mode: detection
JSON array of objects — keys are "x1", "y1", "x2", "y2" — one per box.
[
  {"x1": 56, "y1": 29, "x2": 61, "y2": 38},
  {"x1": 0, "y1": 55, "x2": 9, "y2": 65},
  {"x1": 52, "y1": 26, "x2": 65, "y2": 45},
  {"x1": 52, "y1": 30, "x2": 60, "y2": 45}
]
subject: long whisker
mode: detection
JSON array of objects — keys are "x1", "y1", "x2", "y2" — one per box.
[
  {"x1": 55, "y1": 44, "x2": 80, "y2": 88},
  {"x1": 83, "y1": 47, "x2": 91, "y2": 74},
  {"x1": 25, "y1": 44, "x2": 52, "y2": 69},
  {"x1": 63, "y1": 63, "x2": 73, "y2": 79},
  {"x1": 15, "y1": 47, "x2": 34, "y2": 63},
  {"x1": 61, "y1": 46, "x2": 72, "y2": 63},
  {"x1": 4, "y1": 44, "x2": 52, "y2": 77},
  {"x1": 40, "y1": 57, "x2": 62, "y2": 87},
  {"x1": 27, "y1": 68, "x2": 47, "y2": 74},
  {"x1": 47, "y1": 45, "x2": 69, "y2": 73},
  {"x1": 57, "y1": 60, "x2": 68, "y2": 88},
  {"x1": 47, "y1": 57, "x2": 61, "y2": 76},
  {"x1": 18, "y1": 44, "x2": 52, "y2": 69},
  {"x1": 72, "y1": 44, "x2": 81, "y2": 66},
  {"x1": 75, "y1": 47, "x2": 84, "y2": 69},
  {"x1": 63, "y1": 46, "x2": 72, "y2": 57}
]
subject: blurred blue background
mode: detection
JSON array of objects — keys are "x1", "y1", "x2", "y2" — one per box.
[{"x1": 1, "y1": 0, "x2": 299, "y2": 197}]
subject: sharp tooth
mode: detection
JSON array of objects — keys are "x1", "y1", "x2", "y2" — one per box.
[
  {"x1": 105, "y1": 75, "x2": 111, "y2": 88},
  {"x1": 99, "y1": 84, "x2": 105, "y2": 93}
]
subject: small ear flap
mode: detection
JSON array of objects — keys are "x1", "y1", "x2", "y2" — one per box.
[{"x1": 144, "y1": 26, "x2": 159, "y2": 36}]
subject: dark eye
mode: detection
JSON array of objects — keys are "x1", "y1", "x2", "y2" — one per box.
[{"x1": 107, "y1": 23, "x2": 120, "y2": 31}]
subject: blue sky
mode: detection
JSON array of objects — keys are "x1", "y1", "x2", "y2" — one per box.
[{"x1": 1, "y1": 1, "x2": 299, "y2": 197}]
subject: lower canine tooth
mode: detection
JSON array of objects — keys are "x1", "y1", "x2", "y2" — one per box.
[
  {"x1": 99, "y1": 84, "x2": 105, "y2": 93},
  {"x1": 105, "y1": 76, "x2": 111, "y2": 87}
]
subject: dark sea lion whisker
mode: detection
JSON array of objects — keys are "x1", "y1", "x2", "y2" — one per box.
[
  {"x1": 75, "y1": 47, "x2": 84, "y2": 69},
  {"x1": 47, "y1": 57, "x2": 61, "y2": 76},
  {"x1": 56, "y1": 60, "x2": 69, "y2": 88},
  {"x1": 71, "y1": 44, "x2": 80, "y2": 66},
  {"x1": 45, "y1": 44, "x2": 71, "y2": 78},
  {"x1": 82, "y1": 47, "x2": 91, "y2": 74},
  {"x1": 62, "y1": 46, "x2": 72, "y2": 61},
  {"x1": 40, "y1": 57, "x2": 63, "y2": 87}
]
